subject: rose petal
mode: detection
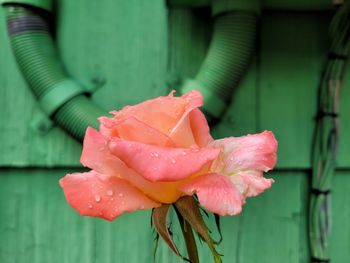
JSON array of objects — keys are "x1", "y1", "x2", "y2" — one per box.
[
  {"x1": 210, "y1": 131, "x2": 278, "y2": 174},
  {"x1": 59, "y1": 171, "x2": 160, "y2": 221},
  {"x1": 240, "y1": 173, "x2": 274, "y2": 197},
  {"x1": 98, "y1": 116, "x2": 120, "y2": 138},
  {"x1": 180, "y1": 173, "x2": 243, "y2": 216},
  {"x1": 189, "y1": 108, "x2": 213, "y2": 147},
  {"x1": 108, "y1": 138, "x2": 220, "y2": 182},
  {"x1": 80, "y1": 128, "x2": 184, "y2": 203},
  {"x1": 114, "y1": 117, "x2": 174, "y2": 147},
  {"x1": 169, "y1": 115, "x2": 197, "y2": 147},
  {"x1": 169, "y1": 90, "x2": 204, "y2": 147},
  {"x1": 111, "y1": 91, "x2": 186, "y2": 135}
]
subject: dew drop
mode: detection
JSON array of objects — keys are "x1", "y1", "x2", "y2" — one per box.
[
  {"x1": 111, "y1": 198, "x2": 114, "y2": 201},
  {"x1": 139, "y1": 205, "x2": 145, "y2": 209},
  {"x1": 118, "y1": 193, "x2": 124, "y2": 197},
  {"x1": 182, "y1": 151, "x2": 187, "y2": 156},
  {"x1": 107, "y1": 190, "x2": 114, "y2": 196},
  {"x1": 238, "y1": 161, "x2": 243, "y2": 165},
  {"x1": 99, "y1": 212, "x2": 104, "y2": 216},
  {"x1": 171, "y1": 159, "x2": 176, "y2": 164},
  {"x1": 98, "y1": 146, "x2": 105, "y2": 152},
  {"x1": 154, "y1": 152, "x2": 159, "y2": 157},
  {"x1": 229, "y1": 156, "x2": 234, "y2": 161},
  {"x1": 153, "y1": 167, "x2": 158, "y2": 171},
  {"x1": 88, "y1": 204, "x2": 93, "y2": 209},
  {"x1": 95, "y1": 194, "x2": 101, "y2": 202}
]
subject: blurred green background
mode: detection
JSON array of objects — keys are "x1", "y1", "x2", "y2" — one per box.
[{"x1": 1, "y1": 0, "x2": 350, "y2": 262}]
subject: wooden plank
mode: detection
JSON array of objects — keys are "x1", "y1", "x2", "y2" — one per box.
[
  {"x1": 234, "y1": 171, "x2": 308, "y2": 262},
  {"x1": 7, "y1": 170, "x2": 350, "y2": 262},
  {"x1": 0, "y1": 169, "x2": 96, "y2": 263},
  {"x1": 259, "y1": 12, "x2": 330, "y2": 168},
  {"x1": 330, "y1": 171, "x2": 350, "y2": 262},
  {"x1": 0, "y1": 169, "x2": 310, "y2": 262},
  {"x1": 0, "y1": 0, "x2": 169, "y2": 166}
]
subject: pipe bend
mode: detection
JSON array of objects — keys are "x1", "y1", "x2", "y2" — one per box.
[
  {"x1": 3, "y1": 1, "x2": 258, "y2": 140},
  {"x1": 3, "y1": 4, "x2": 105, "y2": 141},
  {"x1": 181, "y1": 8, "x2": 258, "y2": 120}
]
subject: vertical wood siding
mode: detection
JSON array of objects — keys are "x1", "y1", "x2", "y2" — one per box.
[{"x1": 0, "y1": 1, "x2": 350, "y2": 262}]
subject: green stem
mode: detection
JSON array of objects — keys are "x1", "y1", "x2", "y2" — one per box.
[
  {"x1": 176, "y1": 208, "x2": 200, "y2": 263},
  {"x1": 182, "y1": 220, "x2": 199, "y2": 263}
]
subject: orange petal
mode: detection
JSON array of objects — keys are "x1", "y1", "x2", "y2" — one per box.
[
  {"x1": 59, "y1": 171, "x2": 160, "y2": 221},
  {"x1": 169, "y1": 90, "x2": 204, "y2": 147},
  {"x1": 112, "y1": 91, "x2": 186, "y2": 135},
  {"x1": 115, "y1": 117, "x2": 175, "y2": 147}
]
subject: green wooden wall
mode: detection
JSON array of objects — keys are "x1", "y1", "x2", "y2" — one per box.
[{"x1": 1, "y1": 1, "x2": 350, "y2": 262}]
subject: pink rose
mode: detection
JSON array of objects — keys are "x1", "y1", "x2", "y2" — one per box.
[{"x1": 59, "y1": 90, "x2": 277, "y2": 221}]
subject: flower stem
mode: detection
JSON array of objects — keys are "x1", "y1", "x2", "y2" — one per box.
[{"x1": 177, "y1": 209, "x2": 200, "y2": 263}]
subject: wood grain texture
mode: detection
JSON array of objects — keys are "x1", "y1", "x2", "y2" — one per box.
[
  {"x1": 0, "y1": 169, "x2": 310, "y2": 263},
  {"x1": 1, "y1": 5, "x2": 350, "y2": 168}
]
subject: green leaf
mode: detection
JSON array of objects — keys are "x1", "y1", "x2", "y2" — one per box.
[{"x1": 152, "y1": 205, "x2": 188, "y2": 261}]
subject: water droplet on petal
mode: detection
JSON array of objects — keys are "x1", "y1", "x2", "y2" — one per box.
[
  {"x1": 95, "y1": 195, "x2": 101, "y2": 202},
  {"x1": 88, "y1": 204, "x2": 93, "y2": 209},
  {"x1": 118, "y1": 193, "x2": 124, "y2": 197},
  {"x1": 153, "y1": 167, "x2": 158, "y2": 171},
  {"x1": 229, "y1": 156, "x2": 234, "y2": 161},
  {"x1": 171, "y1": 159, "x2": 176, "y2": 164},
  {"x1": 238, "y1": 161, "x2": 243, "y2": 165},
  {"x1": 99, "y1": 212, "x2": 103, "y2": 216},
  {"x1": 107, "y1": 190, "x2": 114, "y2": 196},
  {"x1": 182, "y1": 151, "x2": 187, "y2": 156},
  {"x1": 154, "y1": 152, "x2": 159, "y2": 157},
  {"x1": 139, "y1": 205, "x2": 145, "y2": 209}
]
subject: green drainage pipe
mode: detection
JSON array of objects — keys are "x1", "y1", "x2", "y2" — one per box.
[
  {"x1": 180, "y1": 10, "x2": 258, "y2": 119},
  {"x1": 4, "y1": 5, "x2": 105, "y2": 141},
  {"x1": 3, "y1": 1, "x2": 259, "y2": 139}
]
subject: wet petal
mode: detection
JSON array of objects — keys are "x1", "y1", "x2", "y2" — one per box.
[
  {"x1": 240, "y1": 173, "x2": 274, "y2": 197},
  {"x1": 210, "y1": 131, "x2": 277, "y2": 174},
  {"x1": 59, "y1": 171, "x2": 160, "y2": 221},
  {"x1": 108, "y1": 138, "x2": 220, "y2": 182},
  {"x1": 80, "y1": 127, "x2": 183, "y2": 203},
  {"x1": 180, "y1": 173, "x2": 243, "y2": 216}
]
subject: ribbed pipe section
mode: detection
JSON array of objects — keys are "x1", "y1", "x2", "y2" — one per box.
[
  {"x1": 183, "y1": 11, "x2": 257, "y2": 118},
  {"x1": 4, "y1": 5, "x2": 105, "y2": 142},
  {"x1": 197, "y1": 12, "x2": 257, "y2": 100},
  {"x1": 54, "y1": 95, "x2": 103, "y2": 140}
]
